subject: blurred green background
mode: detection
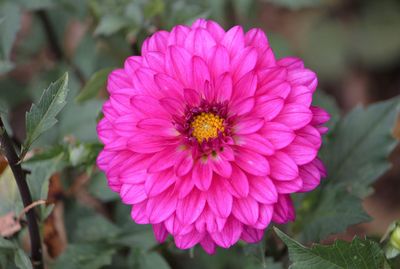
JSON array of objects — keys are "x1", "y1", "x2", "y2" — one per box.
[{"x1": 1, "y1": 0, "x2": 400, "y2": 268}]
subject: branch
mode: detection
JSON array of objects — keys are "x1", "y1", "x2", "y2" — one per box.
[{"x1": 0, "y1": 117, "x2": 44, "y2": 269}]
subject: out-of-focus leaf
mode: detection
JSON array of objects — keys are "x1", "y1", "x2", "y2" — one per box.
[
  {"x1": 94, "y1": 15, "x2": 127, "y2": 36},
  {"x1": 266, "y1": 0, "x2": 328, "y2": 10},
  {"x1": 75, "y1": 67, "x2": 114, "y2": 103},
  {"x1": 144, "y1": 0, "x2": 165, "y2": 18},
  {"x1": 321, "y1": 97, "x2": 400, "y2": 196},
  {"x1": 0, "y1": 166, "x2": 23, "y2": 215},
  {"x1": 275, "y1": 228, "x2": 390, "y2": 269},
  {"x1": 73, "y1": 215, "x2": 120, "y2": 243},
  {"x1": 87, "y1": 172, "x2": 119, "y2": 202},
  {"x1": 298, "y1": 187, "x2": 371, "y2": 242},
  {"x1": 22, "y1": 73, "x2": 69, "y2": 158},
  {"x1": 53, "y1": 243, "x2": 116, "y2": 269},
  {"x1": 0, "y1": 2, "x2": 21, "y2": 60},
  {"x1": 0, "y1": 238, "x2": 32, "y2": 269},
  {"x1": 137, "y1": 252, "x2": 170, "y2": 269},
  {"x1": 17, "y1": 0, "x2": 56, "y2": 10},
  {"x1": 14, "y1": 249, "x2": 32, "y2": 269}
]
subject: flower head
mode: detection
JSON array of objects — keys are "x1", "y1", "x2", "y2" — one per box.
[{"x1": 97, "y1": 18, "x2": 329, "y2": 254}]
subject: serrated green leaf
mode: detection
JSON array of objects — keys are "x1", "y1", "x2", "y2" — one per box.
[
  {"x1": 275, "y1": 228, "x2": 390, "y2": 269},
  {"x1": 298, "y1": 187, "x2": 371, "y2": 242},
  {"x1": 322, "y1": 97, "x2": 400, "y2": 196},
  {"x1": 22, "y1": 73, "x2": 69, "y2": 158},
  {"x1": 75, "y1": 68, "x2": 114, "y2": 103}
]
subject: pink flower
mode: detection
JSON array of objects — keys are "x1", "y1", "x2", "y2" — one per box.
[{"x1": 97, "y1": 18, "x2": 329, "y2": 254}]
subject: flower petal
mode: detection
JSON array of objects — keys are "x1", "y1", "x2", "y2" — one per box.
[
  {"x1": 176, "y1": 188, "x2": 207, "y2": 224},
  {"x1": 235, "y1": 149, "x2": 270, "y2": 176}
]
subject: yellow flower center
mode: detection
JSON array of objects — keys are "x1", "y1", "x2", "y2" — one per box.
[{"x1": 191, "y1": 112, "x2": 225, "y2": 142}]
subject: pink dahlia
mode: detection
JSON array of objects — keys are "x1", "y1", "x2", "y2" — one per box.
[{"x1": 97, "y1": 19, "x2": 329, "y2": 254}]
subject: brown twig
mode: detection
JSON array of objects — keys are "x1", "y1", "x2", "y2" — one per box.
[
  {"x1": 0, "y1": 117, "x2": 44, "y2": 269},
  {"x1": 18, "y1": 200, "x2": 47, "y2": 222}
]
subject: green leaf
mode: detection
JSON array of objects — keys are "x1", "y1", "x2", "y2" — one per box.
[
  {"x1": 94, "y1": 15, "x2": 127, "y2": 36},
  {"x1": 275, "y1": 228, "x2": 390, "y2": 269},
  {"x1": 14, "y1": 249, "x2": 32, "y2": 269},
  {"x1": 22, "y1": 73, "x2": 69, "y2": 158},
  {"x1": 297, "y1": 187, "x2": 371, "y2": 242},
  {"x1": 0, "y1": 2, "x2": 21, "y2": 60},
  {"x1": 266, "y1": 0, "x2": 328, "y2": 10},
  {"x1": 53, "y1": 243, "x2": 116, "y2": 269},
  {"x1": 75, "y1": 68, "x2": 114, "y2": 103},
  {"x1": 0, "y1": 166, "x2": 23, "y2": 215},
  {"x1": 322, "y1": 97, "x2": 400, "y2": 196},
  {"x1": 0, "y1": 237, "x2": 15, "y2": 249},
  {"x1": 139, "y1": 252, "x2": 170, "y2": 269},
  {"x1": 73, "y1": 215, "x2": 120, "y2": 243},
  {"x1": 87, "y1": 172, "x2": 119, "y2": 202}
]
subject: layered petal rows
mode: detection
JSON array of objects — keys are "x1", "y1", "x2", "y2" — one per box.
[{"x1": 97, "y1": 19, "x2": 329, "y2": 254}]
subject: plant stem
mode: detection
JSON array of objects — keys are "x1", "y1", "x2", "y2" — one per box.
[{"x1": 0, "y1": 117, "x2": 43, "y2": 269}]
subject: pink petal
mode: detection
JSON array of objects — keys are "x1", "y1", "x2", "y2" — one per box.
[
  {"x1": 168, "y1": 25, "x2": 190, "y2": 46},
  {"x1": 184, "y1": 88, "x2": 201, "y2": 107},
  {"x1": 272, "y1": 194, "x2": 295, "y2": 223},
  {"x1": 166, "y1": 46, "x2": 193, "y2": 87},
  {"x1": 245, "y1": 28, "x2": 268, "y2": 48},
  {"x1": 148, "y1": 147, "x2": 181, "y2": 173},
  {"x1": 131, "y1": 201, "x2": 149, "y2": 224},
  {"x1": 253, "y1": 95, "x2": 284, "y2": 121},
  {"x1": 310, "y1": 106, "x2": 330, "y2": 125},
  {"x1": 142, "y1": 30, "x2": 169, "y2": 54},
  {"x1": 214, "y1": 73, "x2": 233, "y2": 102},
  {"x1": 174, "y1": 151, "x2": 194, "y2": 177},
  {"x1": 176, "y1": 188, "x2": 207, "y2": 224},
  {"x1": 282, "y1": 136, "x2": 317, "y2": 165},
  {"x1": 237, "y1": 134, "x2": 274, "y2": 156},
  {"x1": 206, "y1": 21, "x2": 225, "y2": 42},
  {"x1": 254, "y1": 204, "x2": 273, "y2": 229},
  {"x1": 231, "y1": 47, "x2": 258, "y2": 81},
  {"x1": 210, "y1": 217, "x2": 242, "y2": 248},
  {"x1": 221, "y1": 26, "x2": 245, "y2": 57},
  {"x1": 232, "y1": 196, "x2": 259, "y2": 225},
  {"x1": 261, "y1": 122, "x2": 295, "y2": 150},
  {"x1": 192, "y1": 56, "x2": 211, "y2": 93},
  {"x1": 235, "y1": 149, "x2": 270, "y2": 176},
  {"x1": 274, "y1": 176, "x2": 303, "y2": 193},
  {"x1": 287, "y1": 68, "x2": 316, "y2": 88},
  {"x1": 154, "y1": 73, "x2": 184, "y2": 100},
  {"x1": 249, "y1": 176, "x2": 278, "y2": 204},
  {"x1": 174, "y1": 173, "x2": 195, "y2": 199},
  {"x1": 268, "y1": 151, "x2": 298, "y2": 181},
  {"x1": 193, "y1": 160, "x2": 213, "y2": 191},
  {"x1": 128, "y1": 134, "x2": 178, "y2": 153},
  {"x1": 211, "y1": 155, "x2": 232, "y2": 178},
  {"x1": 185, "y1": 28, "x2": 216, "y2": 59},
  {"x1": 227, "y1": 165, "x2": 249, "y2": 198},
  {"x1": 153, "y1": 223, "x2": 168, "y2": 243},
  {"x1": 144, "y1": 52, "x2": 165, "y2": 73},
  {"x1": 277, "y1": 57, "x2": 304, "y2": 70},
  {"x1": 208, "y1": 45, "x2": 230, "y2": 78},
  {"x1": 296, "y1": 125, "x2": 322, "y2": 149},
  {"x1": 229, "y1": 97, "x2": 255, "y2": 116},
  {"x1": 207, "y1": 180, "x2": 233, "y2": 218},
  {"x1": 258, "y1": 81, "x2": 291, "y2": 99},
  {"x1": 241, "y1": 227, "x2": 264, "y2": 243},
  {"x1": 146, "y1": 187, "x2": 178, "y2": 223},
  {"x1": 287, "y1": 85, "x2": 312, "y2": 107},
  {"x1": 120, "y1": 183, "x2": 147, "y2": 204},
  {"x1": 299, "y1": 161, "x2": 322, "y2": 192},
  {"x1": 159, "y1": 97, "x2": 185, "y2": 116},
  {"x1": 232, "y1": 71, "x2": 257, "y2": 101},
  {"x1": 164, "y1": 214, "x2": 193, "y2": 236},
  {"x1": 175, "y1": 230, "x2": 204, "y2": 249},
  {"x1": 124, "y1": 56, "x2": 142, "y2": 76},
  {"x1": 274, "y1": 104, "x2": 312, "y2": 130},
  {"x1": 233, "y1": 118, "x2": 264, "y2": 135},
  {"x1": 137, "y1": 118, "x2": 177, "y2": 137},
  {"x1": 200, "y1": 235, "x2": 216, "y2": 255},
  {"x1": 107, "y1": 69, "x2": 131, "y2": 94},
  {"x1": 145, "y1": 169, "x2": 176, "y2": 197}
]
